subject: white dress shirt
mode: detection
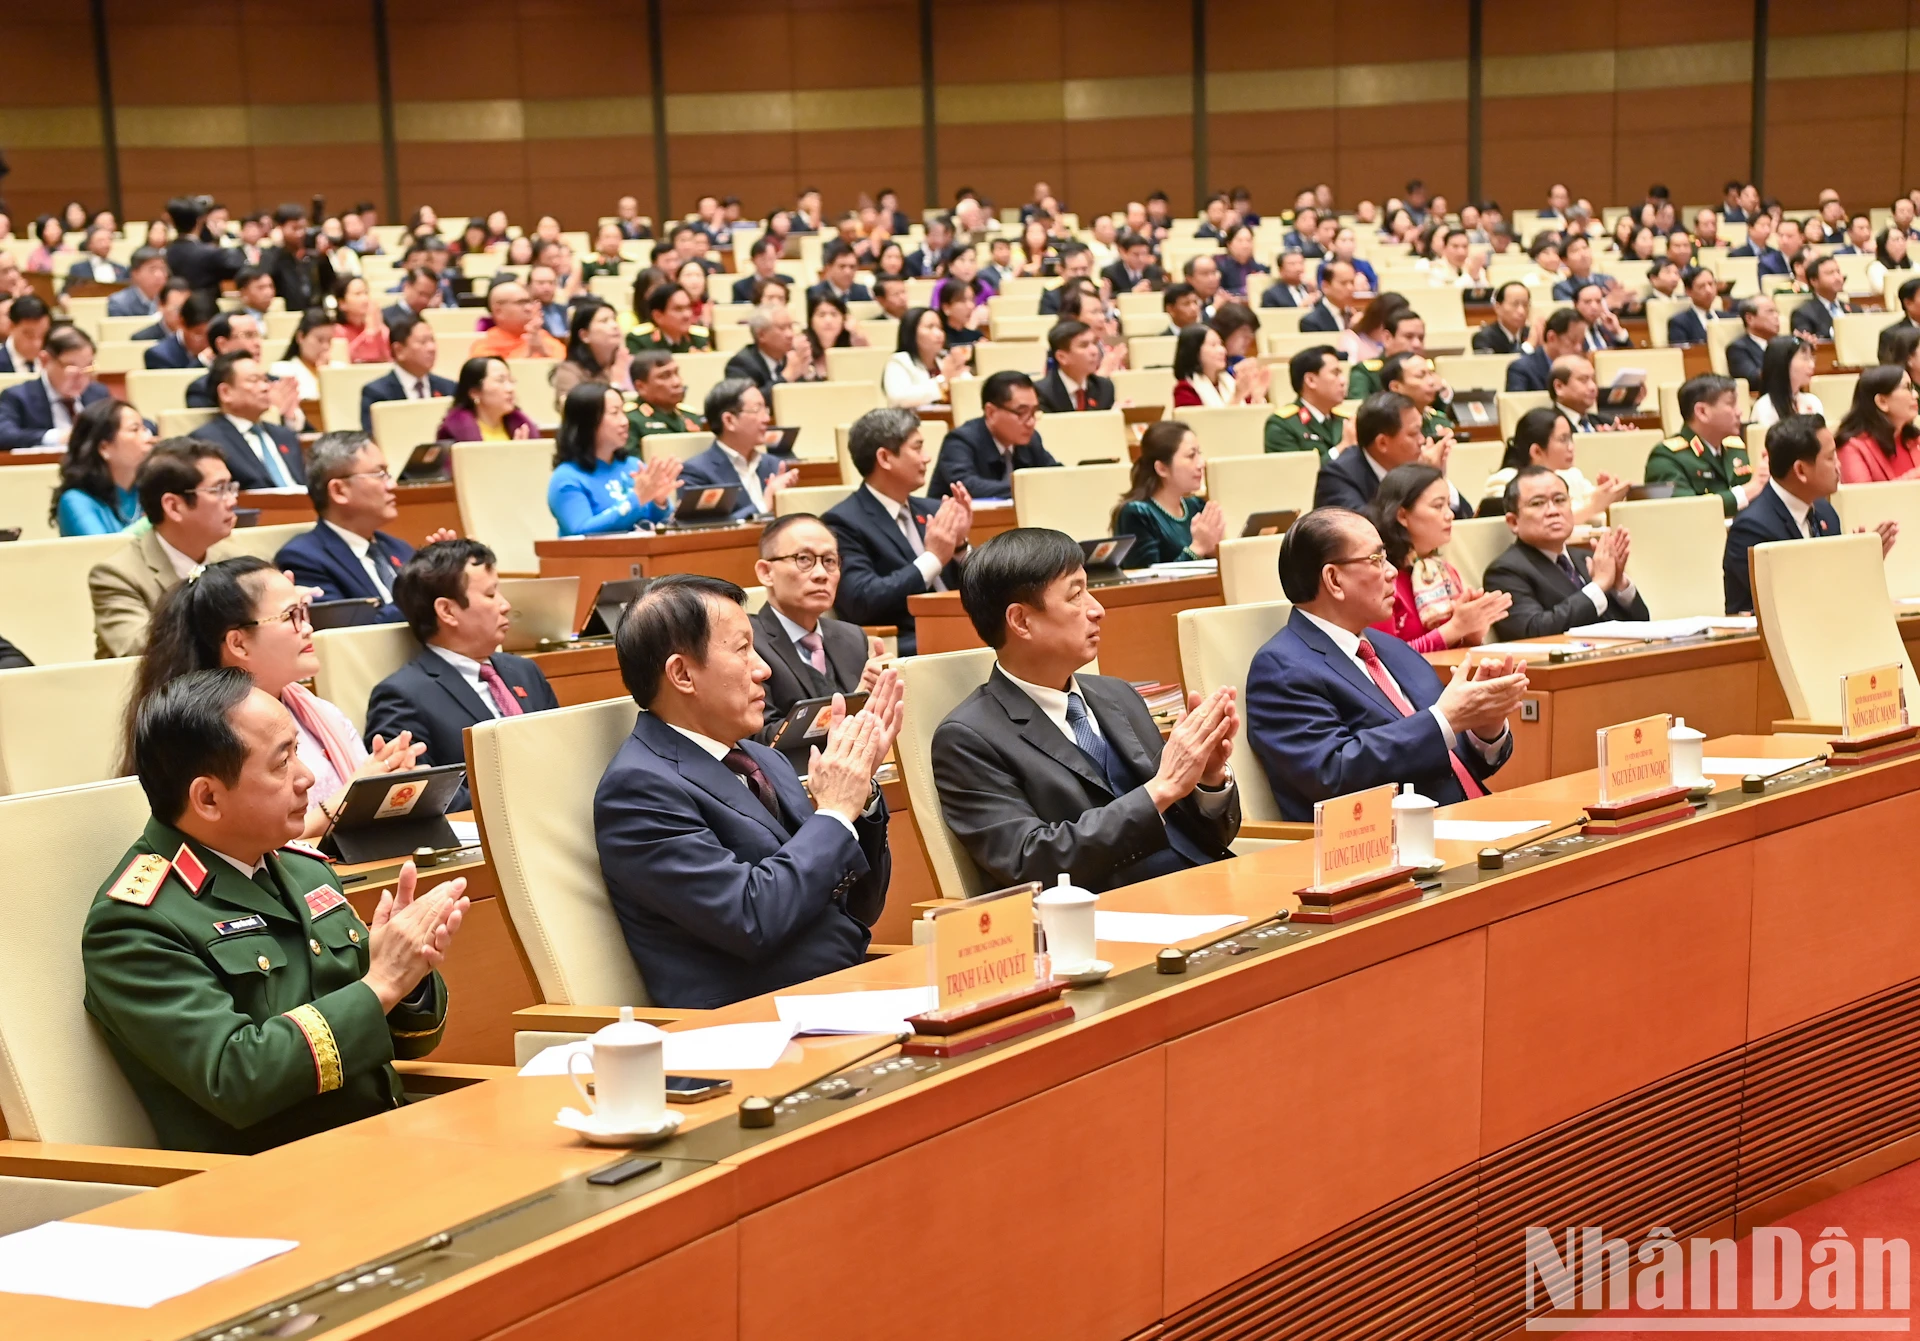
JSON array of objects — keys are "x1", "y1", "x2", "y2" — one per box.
[
  {"x1": 1362, "y1": 446, "x2": 1467, "y2": 510},
  {"x1": 36, "y1": 371, "x2": 76, "y2": 445},
  {"x1": 1769, "y1": 478, "x2": 1815, "y2": 537},
  {"x1": 4, "y1": 337, "x2": 37, "y2": 377},
  {"x1": 396, "y1": 368, "x2": 435, "y2": 399},
  {"x1": 656, "y1": 715, "x2": 859, "y2": 836},
  {"x1": 717, "y1": 442, "x2": 769, "y2": 513},
  {"x1": 428, "y1": 645, "x2": 503, "y2": 719},
  {"x1": 863, "y1": 483, "x2": 946, "y2": 589},
  {"x1": 206, "y1": 846, "x2": 268, "y2": 879},
  {"x1": 324, "y1": 520, "x2": 393, "y2": 594},
  {"x1": 1535, "y1": 542, "x2": 1638, "y2": 615},
  {"x1": 1296, "y1": 609, "x2": 1505, "y2": 760},
  {"x1": 154, "y1": 531, "x2": 203, "y2": 580}
]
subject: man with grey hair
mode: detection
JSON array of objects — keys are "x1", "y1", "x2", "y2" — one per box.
[
  {"x1": 274, "y1": 431, "x2": 451, "y2": 623},
  {"x1": 822, "y1": 407, "x2": 972, "y2": 655},
  {"x1": 723, "y1": 301, "x2": 809, "y2": 397}
]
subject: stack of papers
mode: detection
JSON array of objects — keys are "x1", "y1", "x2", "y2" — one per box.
[
  {"x1": 519, "y1": 1020, "x2": 800, "y2": 1075},
  {"x1": 1092, "y1": 911, "x2": 1245, "y2": 944},
  {"x1": 773, "y1": 986, "x2": 937, "y2": 1036},
  {"x1": 0, "y1": 1222, "x2": 298, "y2": 1308}
]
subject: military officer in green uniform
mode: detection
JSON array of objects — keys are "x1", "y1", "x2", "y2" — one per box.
[
  {"x1": 1644, "y1": 373, "x2": 1767, "y2": 517},
  {"x1": 83, "y1": 670, "x2": 468, "y2": 1154},
  {"x1": 1265, "y1": 344, "x2": 1351, "y2": 458},
  {"x1": 626, "y1": 280, "x2": 711, "y2": 356},
  {"x1": 626, "y1": 350, "x2": 705, "y2": 451},
  {"x1": 578, "y1": 222, "x2": 628, "y2": 282},
  {"x1": 1345, "y1": 308, "x2": 1428, "y2": 399},
  {"x1": 1381, "y1": 351, "x2": 1457, "y2": 440}
]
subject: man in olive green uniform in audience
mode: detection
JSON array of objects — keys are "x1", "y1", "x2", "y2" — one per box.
[
  {"x1": 626, "y1": 281, "x2": 711, "y2": 356},
  {"x1": 1644, "y1": 373, "x2": 1768, "y2": 518},
  {"x1": 83, "y1": 669, "x2": 469, "y2": 1154},
  {"x1": 1344, "y1": 308, "x2": 1429, "y2": 400},
  {"x1": 1265, "y1": 344, "x2": 1350, "y2": 459},
  {"x1": 625, "y1": 351, "x2": 705, "y2": 451}
]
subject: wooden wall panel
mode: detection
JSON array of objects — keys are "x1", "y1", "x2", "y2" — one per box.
[
  {"x1": 487, "y1": 1226, "x2": 737, "y2": 1341},
  {"x1": 3, "y1": 6, "x2": 109, "y2": 221}
]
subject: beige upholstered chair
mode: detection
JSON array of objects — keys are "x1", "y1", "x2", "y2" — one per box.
[
  {"x1": 0, "y1": 462, "x2": 60, "y2": 539},
  {"x1": 1035, "y1": 409, "x2": 1128, "y2": 465},
  {"x1": 1177, "y1": 601, "x2": 1292, "y2": 826},
  {"x1": 1571, "y1": 428, "x2": 1662, "y2": 487},
  {"x1": 638, "y1": 430, "x2": 714, "y2": 463},
  {"x1": 1606, "y1": 495, "x2": 1727, "y2": 618},
  {"x1": 950, "y1": 376, "x2": 984, "y2": 423},
  {"x1": 674, "y1": 351, "x2": 733, "y2": 408},
  {"x1": 1446, "y1": 441, "x2": 1504, "y2": 505},
  {"x1": 312, "y1": 622, "x2": 419, "y2": 734},
  {"x1": 368, "y1": 396, "x2": 454, "y2": 472},
  {"x1": 1835, "y1": 480, "x2": 1920, "y2": 599},
  {"x1": 1109, "y1": 369, "x2": 1172, "y2": 407},
  {"x1": 1013, "y1": 462, "x2": 1131, "y2": 539},
  {"x1": 1834, "y1": 312, "x2": 1899, "y2": 369},
  {"x1": 772, "y1": 381, "x2": 884, "y2": 461},
  {"x1": 1204, "y1": 453, "x2": 1319, "y2": 539},
  {"x1": 824, "y1": 346, "x2": 893, "y2": 384},
  {"x1": 1706, "y1": 317, "x2": 1744, "y2": 377},
  {"x1": 1498, "y1": 390, "x2": 1551, "y2": 440},
  {"x1": 155, "y1": 408, "x2": 218, "y2": 439},
  {"x1": 506, "y1": 358, "x2": 560, "y2": 425},
  {"x1": 894, "y1": 647, "x2": 999, "y2": 901},
  {"x1": 1218, "y1": 533, "x2": 1285, "y2": 605},
  {"x1": 1177, "y1": 404, "x2": 1269, "y2": 460},
  {"x1": 971, "y1": 342, "x2": 1047, "y2": 379},
  {"x1": 467, "y1": 698, "x2": 655, "y2": 1006},
  {"x1": 1440, "y1": 516, "x2": 1515, "y2": 591},
  {"x1": 1127, "y1": 334, "x2": 1177, "y2": 369},
  {"x1": 0, "y1": 658, "x2": 138, "y2": 795},
  {"x1": 122, "y1": 368, "x2": 203, "y2": 417},
  {"x1": 0, "y1": 533, "x2": 133, "y2": 665},
  {"x1": 1434, "y1": 353, "x2": 1516, "y2": 392},
  {"x1": 216, "y1": 522, "x2": 311, "y2": 564},
  {"x1": 774, "y1": 483, "x2": 854, "y2": 518},
  {"x1": 451, "y1": 441, "x2": 556, "y2": 574},
  {"x1": 1595, "y1": 346, "x2": 1685, "y2": 389},
  {"x1": 1809, "y1": 373, "x2": 1857, "y2": 429},
  {"x1": 318, "y1": 362, "x2": 393, "y2": 435},
  {"x1": 1753, "y1": 532, "x2": 1919, "y2": 727}
]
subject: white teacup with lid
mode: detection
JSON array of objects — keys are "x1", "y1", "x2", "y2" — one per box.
[
  {"x1": 1035, "y1": 873, "x2": 1099, "y2": 973},
  {"x1": 568, "y1": 1006, "x2": 667, "y2": 1131},
  {"x1": 1670, "y1": 716, "x2": 1707, "y2": 789}
]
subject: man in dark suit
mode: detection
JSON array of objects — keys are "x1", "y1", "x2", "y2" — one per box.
[
  {"x1": 1473, "y1": 282, "x2": 1532, "y2": 354},
  {"x1": 749, "y1": 514, "x2": 877, "y2": 747},
  {"x1": 1033, "y1": 320, "x2": 1116, "y2": 413},
  {"x1": 1504, "y1": 306, "x2": 1588, "y2": 392},
  {"x1": 722, "y1": 302, "x2": 807, "y2": 397},
  {"x1": 932, "y1": 528, "x2": 1240, "y2": 892},
  {"x1": 64, "y1": 225, "x2": 129, "y2": 292},
  {"x1": 594, "y1": 574, "x2": 897, "y2": 1008},
  {"x1": 107, "y1": 247, "x2": 168, "y2": 317},
  {"x1": 730, "y1": 236, "x2": 795, "y2": 303},
  {"x1": 184, "y1": 312, "x2": 276, "y2": 411},
  {"x1": 1725, "y1": 294, "x2": 1780, "y2": 385},
  {"x1": 0, "y1": 326, "x2": 109, "y2": 449},
  {"x1": 1789, "y1": 255, "x2": 1854, "y2": 341},
  {"x1": 1246, "y1": 508, "x2": 1525, "y2": 819},
  {"x1": 1723, "y1": 413, "x2": 1895, "y2": 614},
  {"x1": 1666, "y1": 266, "x2": 1729, "y2": 347},
  {"x1": 678, "y1": 379, "x2": 800, "y2": 520},
  {"x1": 382, "y1": 266, "x2": 443, "y2": 327},
  {"x1": 902, "y1": 217, "x2": 954, "y2": 278},
  {"x1": 263, "y1": 206, "x2": 333, "y2": 314},
  {"x1": 1483, "y1": 466, "x2": 1651, "y2": 638},
  {"x1": 188, "y1": 354, "x2": 307, "y2": 489},
  {"x1": 824, "y1": 407, "x2": 970, "y2": 656},
  {"x1": 1758, "y1": 217, "x2": 1802, "y2": 278},
  {"x1": 928, "y1": 370, "x2": 1059, "y2": 499},
  {"x1": 1313, "y1": 392, "x2": 1473, "y2": 518},
  {"x1": 1548, "y1": 354, "x2": 1617, "y2": 432},
  {"x1": 143, "y1": 290, "x2": 218, "y2": 371},
  {"x1": 1298, "y1": 259, "x2": 1356, "y2": 333},
  {"x1": 162, "y1": 196, "x2": 243, "y2": 296},
  {"x1": 1038, "y1": 246, "x2": 1095, "y2": 315},
  {"x1": 1100, "y1": 234, "x2": 1165, "y2": 295},
  {"x1": 275, "y1": 432, "x2": 429, "y2": 623},
  {"x1": 364, "y1": 539, "x2": 560, "y2": 811},
  {"x1": 358, "y1": 313, "x2": 455, "y2": 432},
  {"x1": 0, "y1": 294, "x2": 49, "y2": 375},
  {"x1": 1258, "y1": 250, "x2": 1313, "y2": 309},
  {"x1": 805, "y1": 240, "x2": 873, "y2": 305}
]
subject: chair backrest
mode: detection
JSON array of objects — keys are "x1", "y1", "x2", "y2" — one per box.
[
  {"x1": 1013, "y1": 462, "x2": 1131, "y2": 540},
  {"x1": 424, "y1": 307, "x2": 481, "y2": 333},
  {"x1": 1446, "y1": 440, "x2": 1505, "y2": 504},
  {"x1": 1809, "y1": 373, "x2": 1857, "y2": 429},
  {"x1": 1605, "y1": 494, "x2": 1726, "y2": 618},
  {"x1": 1435, "y1": 352, "x2": 1516, "y2": 392},
  {"x1": 950, "y1": 376, "x2": 984, "y2": 424},
  {"x1": 0, "y1": 777, "x2": 160, "y2": 1145},
  {"x1": 0, "y1": 533, "x2": 135, "y2": 665},
  {"x1": 637, "y1": 430, "x2": 714, "y2": 463},
  {"x1": 216, "y1": 521, "x2": 311, "y2": 564},
  {"x1": 0, "y1": 657, "x2": 138, "y2": 795},
  {"x1": 971, "y1": 341, "x2": 1047, "y2": 379},
  {"x1": 1218, "y1": 533, "x2": 1286, "y2": 604},
  {"x1": 894, "y1": 647, "x2": 999, "y2": 901},
  {"x1": 673, "y1": 350, "x2": 732, "y2": 409},
  {"x1": 1498, "y1": 390, "x2": 1551, "y2": 439},
  {"x1": 824, "y1": 345, "x2": 893, "y2": 384},
  {"x1": 1127, "y1": 334, "x2": 1178, "y2": 368},
  {"x1": 1178, "y1": 404, "x2": 1270, "y2": 460},
  {"x1": 1440, "y1": 516, "x2": 1515, "y2": 590},
  {"x1": 468, "y1": 698, "x2": 652, "y2": 1005},
  {"x1": 1834, "y1": 480, "x2": 1920, "y2": 599},
  {"x1": 1110, "y1": 368, "x2": 1172, "y2": 406},
  {"x1": 1571, "y1": 428, "x2": 1663, "y2": 487},
  {"x1": 774, "y1": 482, "x2": 854, "y2": 518},
  {"x1": 1035, "y1": 409, "x2": 1128, "y2": 465},
  {"x1": 0, "y1": 463, "x2": 60, "y2": 539},
  {"x1": 1177, "y1": 601, "x2": 1290, "y2": 821},
  {"x1": 318, "y1": 362, "x2": 393, "y2": 436},
  {"x1": 451, "y1": 441, "x2": 557, "y2": 574},
  {"x1": 156, "y1": 407, "x2": 218, "y2": 438},
  {"x1": 1706, "y1": 316, "x2": 1744, "y2": 377},
  {"x1": 506, "y1": 358, "x2": 560, "y2": 423},
  {"x1": 311, "y1": 622, "x2": 419, "y2": 734},
  {"x1": 1204, "y1": 452, "x2": 1320, "y2": 539},
  {"x1": 123, "y1": 368, "x2": 203, "y2": 417},
  {"x1": 1753, "y1": 531, "x2": 1920, "y2": 721},
  {"x1": 1594, "y1": 346, "x2": 1686, "y2": 388},
  {"x1": 432, "y1": 333, "x2": 479, "y2": 379},
  {"x1": 1397, "y1": 286, "x2": 1466, "y2": 331},
  {"x1": 770, "y1": 381, "x2": 884, "y2": 462},
  {"x1": 94, "y1": 340, "x2": 154, "y2": 375},
  {"x1": 1834, "y1": 311, "x2": 1898, "y2": 369},
  {"x1": 368, "y1": 396, "x2": 454, "y2": 473}
]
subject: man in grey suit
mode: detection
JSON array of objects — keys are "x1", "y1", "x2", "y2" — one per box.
[
  {"x1": 931, "y1": 528, "x2": 1242, "y2": 894},
  {"x1": 749, "y1": 513, "x2": 879, "y2": 752}
]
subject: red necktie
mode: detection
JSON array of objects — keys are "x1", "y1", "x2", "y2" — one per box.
[
  {"x1": 476, "y1": 660, "x2": 524, "y2": 717},
  {"x1": 723, "y1": 748, "x2": 779, "y2": 815},
  {"x1": 1076, "y1": 387, "x2": 1088, "y2": 411},
  {"x1": 1354, "y1": 637, "x2": 1485, "y2": 799}
]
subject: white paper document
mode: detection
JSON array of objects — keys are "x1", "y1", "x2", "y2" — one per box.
[
  {"x1": 1579, "y1": 617, "x2": 1751, "y2": 641},
  {"x1": 1701, "y1": 756, "x2": 1818, "y2": 776},
  {"x1": 773, "y1": 986, "x2": 938, "y2": 1035},
  {"x1": 448, "y1": 820, "x2": 480, "y2": 847},
  {"x1": 519, "y1": 1021, "x2": 799, "y2": 1076},
  {"x1": 1093, "y1": 911, "x2": 1245, "y2": 944},
  {"x1": 0, "y1": 1221, "x2": 297, "y2": 1308},
  {"x1": 1475, "y1": 642, "x2": 1591, "y2": 658},
  {"x1": 1433, "y1": 819, "x2": 1552, "y2": 842}
]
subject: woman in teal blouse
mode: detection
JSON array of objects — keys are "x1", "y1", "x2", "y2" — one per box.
[
  {"x1": 547, "y1": 381, "x2": 683, "y2": 536},
  {"x1": 1110, "y1": 419, "x2": 1227, "y2": 567},
  {"x1": 54, "y1": 397, "x2": 152, "y2": 536}
]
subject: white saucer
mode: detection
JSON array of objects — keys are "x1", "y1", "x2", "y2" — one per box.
[
  {"x1": 555, "y1": 1106, "x2": 684, "y2": 1146},
  {"x1": 1055, "y1": 959, "x2": 1112, "y2": 986}
]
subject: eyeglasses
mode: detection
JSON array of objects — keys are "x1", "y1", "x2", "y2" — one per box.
[
  {"x1": 344, "y1": 467, "x2": 393, "y2": 482},
  {"x1": 182, "y1": 481, "x2": 242, "y2": 500},
  {"x1": 1330, "y1": 550, "x2": 1391, "y2": 571},
  {"x1": 767, "y1": 553, "x2": 840, "y2": 574},
  {"x1": 991, "y1": 402, "x2": 1039, "y2": 423},
  {"x1": 1520, "y1": 493, "x2": 1572, "y2": 511},
  {"x1": 236, "y1": 601, "x2": 311, "y2": 632}
]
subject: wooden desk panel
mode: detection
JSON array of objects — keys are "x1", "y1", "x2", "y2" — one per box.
[
  {"x1": 527, "y1": 643, "x2": 625, "y2": 707},
  {"x1": 237, "y1": 484, "x2": 462, "y2": 550},
  {"x1": 909, "y1": 574, "x2": 1222, "y2": 688},
  {"x1": 488, "y1": 1228, "x2": 738, "y2": 1341},
  {"x1": 537, "y1": 528, "x2": 765, "y2": 625}
]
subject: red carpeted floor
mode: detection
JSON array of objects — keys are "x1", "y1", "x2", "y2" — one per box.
[{"x1": 1537, "y1": 1158, "x2": 1920, "y2": 1337}]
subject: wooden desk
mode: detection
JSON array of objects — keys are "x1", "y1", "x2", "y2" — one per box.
[
  {"x1": 967, "y1": 499, "x2": 1019, "y2": 547},
  {"x1": 1427, "y1": 633, "x2": 1764, "y2": 789},
  {"x1": 22, "y1": 735, "x2": 1920, "y2": 1341},
  {"x1": 909, "y1": 572, "x2": 1222, "y2": 687},
  {"x1": 238, "y1": 484, "x2": 462, "y2": 549},
  {"x1": 536, "y1": 527, "x2": 765, "y2": 625},
  {"x1": 525, "y1": 642, "x2": 625, "y2": 707}
]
